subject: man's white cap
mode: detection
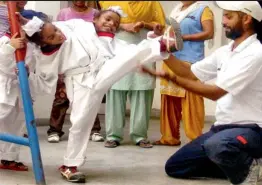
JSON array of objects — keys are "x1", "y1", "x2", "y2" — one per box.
[{"x1": 216, "y1": 1, "x2": 262, "y2": 22}]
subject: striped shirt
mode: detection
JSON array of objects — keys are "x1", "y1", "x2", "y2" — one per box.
[{"x1": 0, "y1": 5, "x2": 9, "y2": 38}]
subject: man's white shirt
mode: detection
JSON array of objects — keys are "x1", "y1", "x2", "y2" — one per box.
[{"x1": 191, "y1": 34, "x2": 262, "y2": 127}]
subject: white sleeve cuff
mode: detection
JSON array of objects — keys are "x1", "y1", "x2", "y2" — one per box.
[
  {"x1": 215, "y1": 79, "x2": 239, "y2": 96},
  {"x1": 191, "y1": 64, "x2": 206, "y2": 82},
  {"x1": 2, "y1": 43, "x2": 16, "y2": 55}
]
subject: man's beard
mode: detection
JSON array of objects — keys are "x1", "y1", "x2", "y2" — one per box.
[{"x1": 224, "y1": 22, "x2": 244, "y2": 40}]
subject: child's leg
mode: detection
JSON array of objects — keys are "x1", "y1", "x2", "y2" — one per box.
[
  {"x1": 0, "y1": 103, "x2": 20, "y2": 161},
  {"x1": 0, "y1": 101, "x2": 27, "y2": 171},
  {"x1": 94, "y1": 39, "x2": 169, "y2": 91},
  {"x1": 63, "y1": 78, "x2": 105, "y2": 167},
  {"x1": 63, "y1": 40, "x2": 165, "y2": 161},
  {"x1": 60, "y1": 78, "x2": 107, "y2": 182},
  {"x1": 48, "y1": 80, "x2": 69, "y2": 141}
]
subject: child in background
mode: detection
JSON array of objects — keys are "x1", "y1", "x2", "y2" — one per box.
[
  {"x1": 48, "y1": 0, "x2": 104, "y2": 144},
  {"x1": 0, "y1": 14, "x2": 36, "y2": 171}
]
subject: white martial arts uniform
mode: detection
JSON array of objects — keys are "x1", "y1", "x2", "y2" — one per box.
[
  {"x1": 29, "y1": 19, "x2": 169, "y2": 167},
  {"x1": 0, "y1": 34, "x2": 36, "y2": 161}
]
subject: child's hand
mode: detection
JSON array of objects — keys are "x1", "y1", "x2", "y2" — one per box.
[
  {"x1": 15, "y1": 12, "x2": 29, "y2": 25},
  {"x1": 121, "y1": 23, "x2": 136, "y2": 33},
  {"x1": 10, "y1": 32, "x2": 25, "y2": 49},
  {"x1": 153, "y1": 24, "x2": 164, "y2": 36},
  {"x1": 121, "y1": 22, "x2": 144, "y2": 33},
  {"x1": 133, "y1": 22, "x2": 144, "y2": 33},
  {"x1": 139, "y1": 65, "x2": 176, "y2": 82},
  {"x1": 58, "y1": 74, "x2": 65, "y2": 84}
]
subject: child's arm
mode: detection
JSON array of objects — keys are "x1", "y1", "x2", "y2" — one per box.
[
  {"x1": 28, "y1": 52, "x2": 59, "y2": 95},
  {"x1": 0, "y1": 38, "x2": 16, "y2": 58},
  {"x1": 0, "y1": 33, "x2": 25, "y2": 69},
  {"x1": 28, "y1": 66, "x2": 58, "y2": 95}
]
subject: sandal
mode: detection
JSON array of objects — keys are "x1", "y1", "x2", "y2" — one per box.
[
  {"x1": 136, "y1": 139, "x2": 153, "y2": 148},
  {"x1": 0, "y1": 160, "x2": 28, "y2": 171},
  {"x1": 104, "y1": 140, "x2": 120, "y2": 148},
  {"x1": 153, "y1": 140, "x2": 181, "y2": 146}
]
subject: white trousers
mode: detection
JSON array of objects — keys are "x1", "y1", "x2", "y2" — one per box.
[
  {"x1": 0, "y1": 99, "x2": 25, "y2": 161},
  {"x1": 64, "y1": 39, "x2": 169, "y2": 166}
]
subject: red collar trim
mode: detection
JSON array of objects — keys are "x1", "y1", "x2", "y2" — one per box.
[
  {"x1": 42, "y1": 48, "x2": 60, "y2": 56},
  {"x1": 4, "y1": 33, "x2": 11, "y2": 38},
  {"x1": 41, "y1": 45, "x2": 62, "y2": 56},
  {"x1": 97, "y1": 31, "x2": 115, "y2": 38},
  {"x1": 42, "y1": 32, "x2": 67, "y2": 55}
]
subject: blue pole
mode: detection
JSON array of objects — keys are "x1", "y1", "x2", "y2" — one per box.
[
  {"x1": 0, "y1": 134, "x2": 29, "y2": 146},
  {"x1": 17, "y1": 61, "x2": 46, "y2": 185}
]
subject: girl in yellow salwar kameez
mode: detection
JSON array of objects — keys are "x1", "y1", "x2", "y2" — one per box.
[{"x1": 154, "y1": 1, "x2": 214, "y2": 146}]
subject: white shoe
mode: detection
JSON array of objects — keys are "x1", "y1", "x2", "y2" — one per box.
[
  {"x1": 47, "y1": 133, "x2": 60, "y2": 143},
  {"x1": 91, "y1": 133, "x2": 104, "y2": 142},
  {"x1": 231, "y1": 159, "x2": 260, "y2": 185}
]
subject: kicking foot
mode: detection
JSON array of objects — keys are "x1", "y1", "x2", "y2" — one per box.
[
  {"x1": 0, "y1": 160, "x2": 28, "y2": 171},
  {"x1": 59, "y1": 165, "x2": 86, "y2": 183},
  {"x1": 161, "y1": 17, "x2": 183, "y2": 52},
  {"x1": 91, "y1": 133, "x2": 104, "y2": 142},
  {"x1": 153, "y1": 140, "x2": 181, "y2": 146},
  {"x1": 136, "y1": 139, "x2": 153, "y2": 148},
  {"x1": 104, "y1": 140, "x2": 120, "y2": 148},
  {"x1": 47, "y1": 132, "x2": 60, "y2": 143}
]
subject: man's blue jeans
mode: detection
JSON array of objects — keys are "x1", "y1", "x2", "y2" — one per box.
[{"x1": 165, "y1": 124, "x2": 262, "y2": 184}]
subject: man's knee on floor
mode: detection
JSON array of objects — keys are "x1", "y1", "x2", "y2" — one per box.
[
  {"x1": 165, "y1": 158, "x2": 177, "y2": 177},
  {"x1": 165, "y1": 157, "x2": 186, "y2": 178}
]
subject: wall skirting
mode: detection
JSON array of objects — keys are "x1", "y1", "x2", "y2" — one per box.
[{"x1": 36, "y1": 109, "x2": 215, "y2": 126}]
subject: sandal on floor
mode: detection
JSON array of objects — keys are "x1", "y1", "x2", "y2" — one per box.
[
  {"x1": 153, "y1": 140, "x2": 181, "y2": 146},
  {"x1": 136, "y1": 139, "x2": 153, "y2": 148},
  {"x1": 104, "y1": 140, "x2": 120, "y2": 148},
  {"x1": 0, "y1": 160, "x2": 28, "y2": 171}
]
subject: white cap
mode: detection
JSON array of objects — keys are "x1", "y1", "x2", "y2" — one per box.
[
  {"x1": 216, "y1": 1, "x2": 262, "y2": 22},
  {"x1": 22, "y1": 16, "x2": 44, "y2": 37},
  {"x1": 106, "y1": 6, "x2": 127, "y2": 18}
]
